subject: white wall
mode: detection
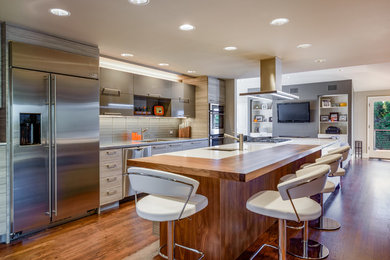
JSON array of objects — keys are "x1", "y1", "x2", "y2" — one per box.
[
  {"x1": 353, "y1": 90, "x2": 390, "y2": 155},
  {"x1": 235, "y1": 78, "x2": 260, "y2": 135}
]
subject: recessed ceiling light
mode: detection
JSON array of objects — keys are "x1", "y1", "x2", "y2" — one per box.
[
  {"x1": 270, "y1": 18, "x2": 289, "y2": 26},
  {"x1": 297, "y1": 43, "x2": 312, "y2": 49},
  {"x1": 224, "y1": 46, "x2": 237, "y2": 51},
  {"x1": 158, "y1": 63, "x2": 169, "y2": 66},
  {"x1": 121, "y1": 53, "x2": 134, "y2": 57},
  {"x1": 49, "y1": 8, "x2": 71, "y2": 16},
  {"x1": 314, "y1": 58, "x2": 326, "y2": 63},
  {"x1": 128, "y1": 0, "x2": 150, "y2": 5},
  {"x1": 187, "y1": 70, "x2": 196, "y2": 73},
  {"x1": 179, "y1": 24, "x2": 195, "y2": 31}
]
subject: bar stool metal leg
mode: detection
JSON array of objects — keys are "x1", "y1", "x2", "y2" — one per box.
[
  {"x1": 159, "y1": 221, "x2": 205, "y2": 260},
  {"x1": 167, "y1": 221, "x2": 174, "y2": 260},
  {"x1": 279, "y1": 219, "x2": 287, "y2": 260},
  {"x1": 310, "y1": 193, "x2": 341, "y2": 231},
  {"x1": 288, "y1": 221, "x2": 330, "y2": 259},
  {"x1": 249, "y1": 219, "x2": 285, "y2": 260}
]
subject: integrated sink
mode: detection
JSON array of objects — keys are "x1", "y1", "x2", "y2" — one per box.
[{"x1": 207, "y1": 147, "x2": 239, "y2": 152}]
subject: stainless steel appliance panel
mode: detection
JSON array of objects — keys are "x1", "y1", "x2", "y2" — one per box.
[
  {"x1": 123, "y1": 146, "x2": 151, "y2": 197},
  {"x1": 10, "y1": 42, "x2": 99, "y2": 79},
  {"x1": 12, "y1": 69, "x2": 51, "y2": 233},
  {"x1": 51, "y1": 74, "x2": 99, "y2": 222},
  {"x1": 209, "y1": 104, "x2": 224, "y2": 135},
  {"x1": 209, "y1": 134, "x2": 224, "y2": 146}
]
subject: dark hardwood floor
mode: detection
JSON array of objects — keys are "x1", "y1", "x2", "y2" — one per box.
[
  {"x1": 0, "y1": 159, "x2": 389, "y2": 260},
  {"x1": 238, "y1": 159, "x2": 390, "y2": 260}
]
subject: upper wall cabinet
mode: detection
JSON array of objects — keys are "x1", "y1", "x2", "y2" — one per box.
[
  {"x1": 133, "y1": 75, "x2": 172, "y2": 99},
  {"x1": 100, "y1": 68, "x2": 134, "y2": 116},
  {"x1": 171, "y1": 82, "x2": 195, "y2": 118},
  {"x1": 208, "y1": 77, "x2": 225, "y2": 105}
]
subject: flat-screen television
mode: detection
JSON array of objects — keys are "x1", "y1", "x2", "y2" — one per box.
[{"x1": 277, "y1": 102, "x2": 310, "y2": 123}]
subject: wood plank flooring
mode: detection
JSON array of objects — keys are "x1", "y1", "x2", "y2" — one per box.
[
  {"x1": 0, "y1": 158, "x2": 389, "y2": 260},
  {"x1": 0, "y1": 202, "x2": 158, "y2": 260}
]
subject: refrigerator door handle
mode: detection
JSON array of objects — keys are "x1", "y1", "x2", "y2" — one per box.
[
  {"x1": 46, "y1": 75, "x2": 52, "y2": 216},
  {"x1": 52, "y1": 75, "x2": 58, "y2": 216}
]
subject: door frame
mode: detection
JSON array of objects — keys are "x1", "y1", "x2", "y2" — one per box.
[{"x1": 367, "y1": 96, "x2": 390, "y2": 159}]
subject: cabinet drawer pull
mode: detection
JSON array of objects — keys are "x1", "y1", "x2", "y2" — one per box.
[
  {"x1": 105, "y1": 164, "x2": 117, "y2": 169},
  {"x1": 106, "y1": 177, "x2": 117, "y2": 182},
  {"x1": 106, "y1": 190, "x2": 117, "y2": 196},
  {"x1": 106, "y1": 151, "x2": 117, "y2": 155}
]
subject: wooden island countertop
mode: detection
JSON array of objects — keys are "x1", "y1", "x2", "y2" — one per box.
[{"x1": 127, "y1": 138, "x2": 338, "y2": 260}]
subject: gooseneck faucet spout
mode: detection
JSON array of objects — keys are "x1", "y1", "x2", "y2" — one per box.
[{"x1": 224, "y1": 133, "x2": 244, "y2": 151}]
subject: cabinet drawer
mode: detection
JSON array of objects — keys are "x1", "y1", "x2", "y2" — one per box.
[
  {"x1": 100, "y1": 149, "x2": 122, "y2": 163},
  {"x1": 100, "y1": 162, "x2": 122, "y2": 177},
  {"x1": 100, "y1": 175, "x2": 122, "y2": 190},
  {"x1": 100, "y1": 185, "x2": 122, "y2": 206},
  {"x1": 183, "y1": 140, "x2": 208, "y2": 150},
  {"x1": 167, "y1": 143, "x2": 183, "y2": 153},
  {"x1": 151, "y1": 145, "x2": 168, "y2": 155}
]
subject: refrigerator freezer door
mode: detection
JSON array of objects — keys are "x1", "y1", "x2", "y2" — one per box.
[
  {"x1": 12, "y1": 68, "x2": 51, "y2": 233},
  {"x1": 51, "y1": 74, "x2": 99, "y2": 222}
]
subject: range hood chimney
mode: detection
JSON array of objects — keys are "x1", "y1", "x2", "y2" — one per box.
[{"x1": 240, "y1": 57, "x2": 299, "y2": 100}]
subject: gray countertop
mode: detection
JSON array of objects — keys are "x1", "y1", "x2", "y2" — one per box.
[{"x1": 100, "y1": 137, "x2": 208, "y2": 150}]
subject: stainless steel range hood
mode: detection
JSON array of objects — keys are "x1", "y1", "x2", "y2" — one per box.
[{"x1": 240, "y1": 57, "x2": 299, "y2": 100}]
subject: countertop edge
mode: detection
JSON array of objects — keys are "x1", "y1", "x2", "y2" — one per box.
[{"x1": 100, "y1": 138, "x2": 208, "y2": 150}]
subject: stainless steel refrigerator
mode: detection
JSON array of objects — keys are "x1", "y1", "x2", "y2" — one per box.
[{"x1": 10, "y1": 42, "x2": 100, "y2": 237}]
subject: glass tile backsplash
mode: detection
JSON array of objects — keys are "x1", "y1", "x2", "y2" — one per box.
[{"x1": 100, "y1": 116, "x2": 181, "y2": 144}]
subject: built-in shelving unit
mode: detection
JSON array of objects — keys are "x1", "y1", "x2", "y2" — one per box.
[
  {"x1": 250, "y1": 99, "x2": 273, "y2": 136},
  {"x1": 318, "y1": 94, "x2": 349, "y2": 144}
]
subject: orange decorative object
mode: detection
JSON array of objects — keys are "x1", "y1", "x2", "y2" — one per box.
[
  {"x1": 340, "y1": 102, "x2": 347, "y2": 107},
  {"x1": 154, "y1": 106, "x2": 164, "y2": 116}
]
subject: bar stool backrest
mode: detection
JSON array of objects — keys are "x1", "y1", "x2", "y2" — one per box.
[
  {"x1": 302, "y1": 153, "x2": 342, "y2": 174},
  {"x1": 277, "y1": 165, "x2": 330, "y2": 201},
  {"x1": 128, "y1": 167, "x2": 199, "y2": 198},
  {"x1": 328, "y1": 145, "x2": 350, "y2": 161}
]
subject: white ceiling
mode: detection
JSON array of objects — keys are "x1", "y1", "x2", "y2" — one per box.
[{"x1": 0, "y1": 0, "x2": 390, "y2": 80}]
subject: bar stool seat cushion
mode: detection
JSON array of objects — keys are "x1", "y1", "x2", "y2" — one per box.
[
  {"x1": 330, "y1": 168, "x2": 345, "y2": 177},
  {"x1": 246, "y1": 190, "x2": 321, "y2": 222},
  {"x1": 280, "y1": 174, "x2": 296, "y2": 183},
  {"x1": 136, "y1": 194, "x2": 208, "y2": 222},
  {"x1": 322, "y1": 180, "x2": 336, "y2": 193}
]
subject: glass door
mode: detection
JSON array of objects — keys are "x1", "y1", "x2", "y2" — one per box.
[{"x1": 368, "y1": 96, "x2": 390, "y2": 159}]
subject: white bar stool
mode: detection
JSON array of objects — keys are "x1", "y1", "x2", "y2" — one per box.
[
  {"x1": 128, "y1": 167, "x2": 208, "y2": 260},
  {"x1": 325, "y1": 145, "x2": 351, "y2": 188},
  {"x1": 303, "y1": 154, "x2": 343, "y2": 231},
  {"x1": 280, "y1": 153, "x2": 342, "y2": 232},
  {"x1": 246, "y1": 165, "x2": 330, "y2": 260}
]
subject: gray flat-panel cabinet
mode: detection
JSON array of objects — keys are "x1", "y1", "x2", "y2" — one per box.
[
  {"x1": 151, "y1": 144, "x2": 168, "y2": 155},
  {"x1": 208, "y1": 77, "x2": 225, "y2": 105},
  {"x1": 100, "y1": 68, "x2": 134, "y2": 116},
  {"x1": 133, "y1": 74, "x2": 172, "y2": 98},
  {"x1": 171, "y1": 82, "x2": 195, "y2": 118}
]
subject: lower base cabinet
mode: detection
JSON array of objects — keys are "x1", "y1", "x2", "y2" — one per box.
[{"x1": 99, "y1": 149, "x2": 123, "y2": 206}]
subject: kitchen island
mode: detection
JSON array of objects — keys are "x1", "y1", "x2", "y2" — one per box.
[{"x1": 127, "y1": 138, "x2": 338, "y2": 260}]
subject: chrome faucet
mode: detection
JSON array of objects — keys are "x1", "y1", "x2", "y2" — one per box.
[
  {"x1": 141, "y1": 128, "x2": 148, "y2": 140},
  {"x1": 224, "y1": 133, "x2": 244, "y2": 151}
]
